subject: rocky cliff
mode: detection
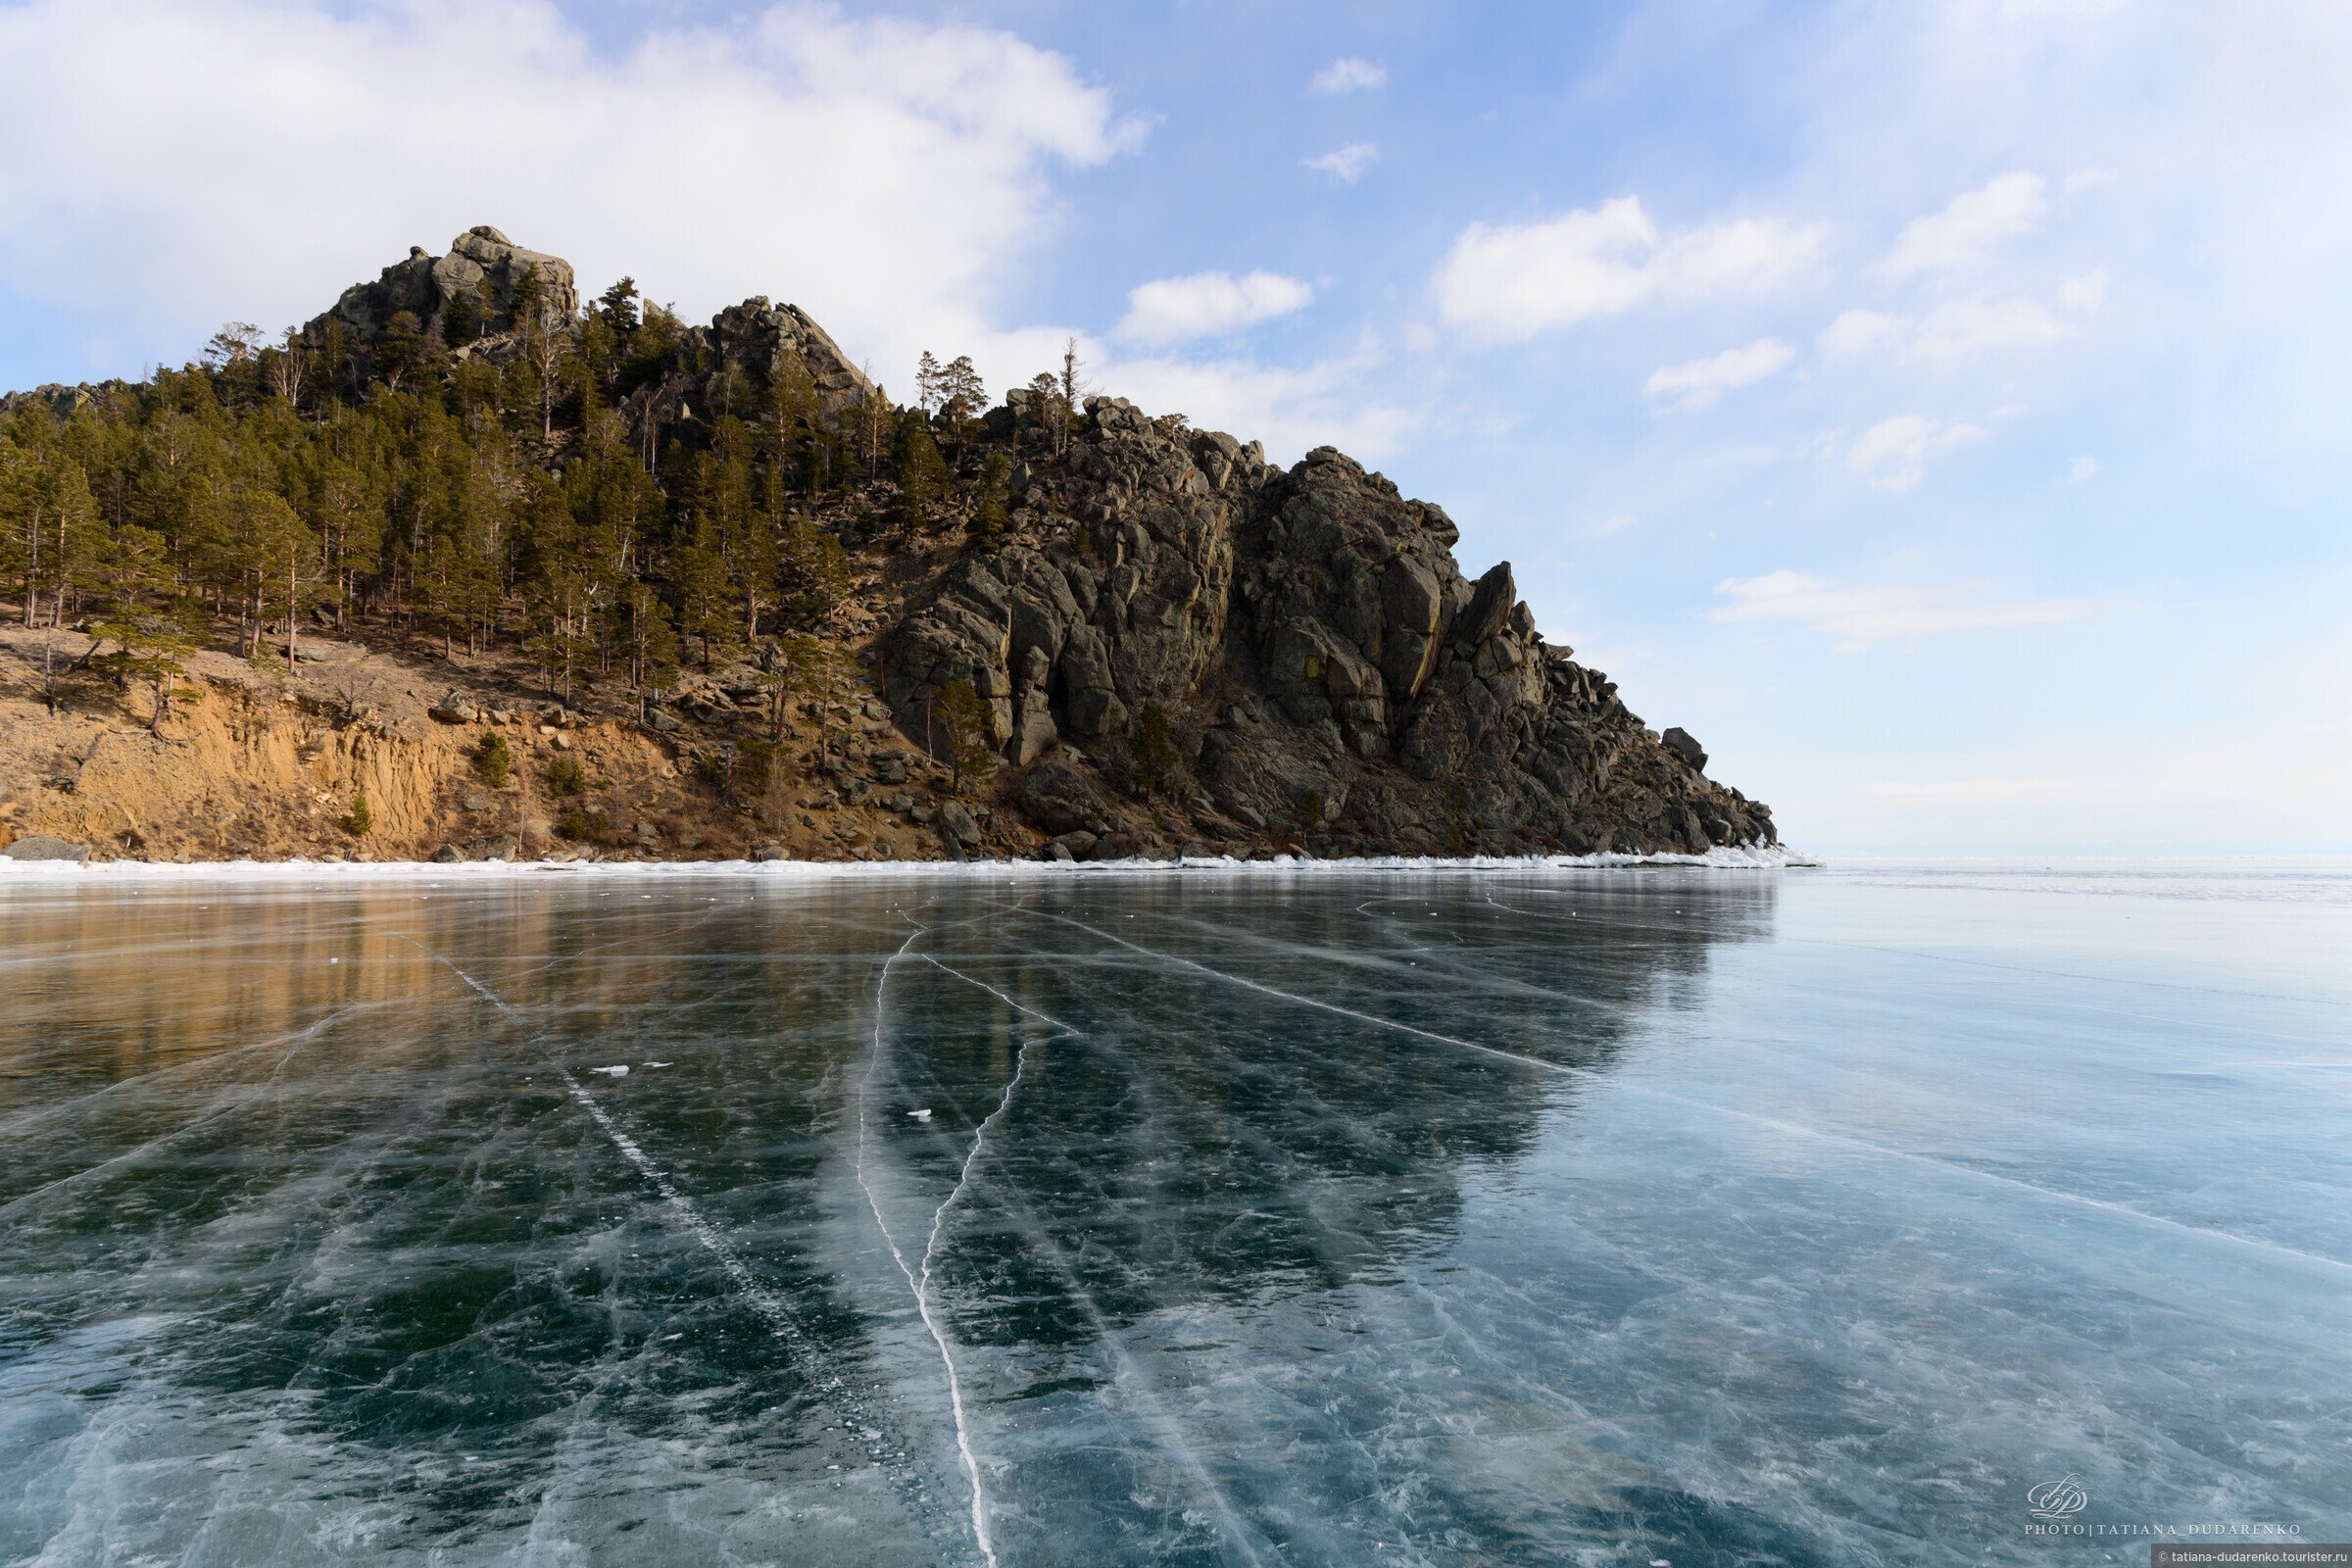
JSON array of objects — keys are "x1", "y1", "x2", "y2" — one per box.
[{"x1": 886, "y1": 398, "x2": 1772, "y2": 859}]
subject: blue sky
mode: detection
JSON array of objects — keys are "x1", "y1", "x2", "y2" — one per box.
[{"x1": 2, "y1": 0, "x2": 2346, "y2": 855}]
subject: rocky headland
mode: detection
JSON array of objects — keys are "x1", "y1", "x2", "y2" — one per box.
[{"x1": 0, "y1": 229, "x2": 1773, "y2": 866}]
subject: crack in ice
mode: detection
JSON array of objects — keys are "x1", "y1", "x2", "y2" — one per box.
[
  {"x1": 1013, "y1": 905, "x2": 2352, "y2": 1280},
  {"x1": 856, "y1": 919, "x2": 1000, "y2": 1568},
  {"x1": 912, "y1": 951, "x2": 1281, "y2": 1568},
  {"x1": 0, "y1": 1004, "x2": 359, "y2": 1218},
  {"x1": 395, "y1": 935, "x2": 852, "y2": 1390}
]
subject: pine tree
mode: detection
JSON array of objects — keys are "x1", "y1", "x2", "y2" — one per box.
[
  {"x1": 779, "y1": 509, "x2": 852, "y2": 625},
  {"x1": 442, "y1": 286, "x2": 481, "y2": 348},
  {"x1": 1057, "y1": 337, "x2": 1088, "y2": 454},
  {"x1": 0, "y1": 431, "x2": 30, "y2": 624},
  {"x1": 525, "y1": 564, "x2": 597, "y2": 701},
  {"x1": 618, "y1": 579, "x2": 680, "y2": 718},
  {"x1": 41, "y1": 453, "x2": 107, "y2": 629},
  {"x1": 1024, "y1": 371, "x2": 1066, "y2": 455},
  {"x1": 373, "y1": 311, "x2": 429, "y2": 393},
  {"x1": 932, "y1": 678, "x2": 998, "y2": 793},
  {"x1": 940, "y1": 354, "x2": 985, "y2": 461},
  {"x1": 969, "y1": 451, "x2": 1009, "y2": 552},
  {"x1": 767, "y1": 352, "x2": 822, "y2": 487},
  {"x1": 88, "y1": 601, "x2": 206, "y2": 732},
  {"x1": 894, "y1": 415, "x2": 951, "y2": 536},
  {"x1": 667, "y1": 523, "x2": 735, "y2": 668},
  {"x1": 597, "y1": 276, "x2": 642, "y2": 334}
]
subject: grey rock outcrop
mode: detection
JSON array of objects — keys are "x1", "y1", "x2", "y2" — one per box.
[
  {"x1": 297, "y1": 228, "x2": 876, "y2": 440},
  {"x1": 612, "y1": 298, "x2": 878, "y2": 462},
  {"x1": 304, "y1": 225, "x2": 577, "y2": 349},
  {"x1": 1661, "y1": 727, "x2": 1708, "y2": 772},
  {"x1": 884, "y1": 401, "x2": 1776, "y2": 858}
]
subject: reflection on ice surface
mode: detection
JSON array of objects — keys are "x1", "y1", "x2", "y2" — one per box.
[{"x1": 1, "y1": 862, "x2": 2347, "y2": 1564}]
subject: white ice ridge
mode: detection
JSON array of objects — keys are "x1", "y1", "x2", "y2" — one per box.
[
  {"x1": 913, "y1": 953, "x2": 1278, "y2": 1568},
  {"x1": 0, "y1": 843, "x2": 1813, "y2": 881},
  {"x1": 393, "y1": 936, "x2": 850, "y2": 1392},
  {"x1": 855, "y1": 920, "x2": 1000, "y2": 1568},
  {"x1": 1012, "y1": 906, "x2": 2352, "y2": 1281}
]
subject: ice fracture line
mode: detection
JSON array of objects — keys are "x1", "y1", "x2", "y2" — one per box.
[
  {"x1": 915, "y1": 953, "x2": 1279, "y2": 1568},
  {"x1": 1013, "y1": 906, "x2": 2352, "y2": 1279},
  {"x1": 857, "y1": 920, "x2": 1000, "y2": 1568},
  {"x1": 395, "y1": 935, "x2": 852, "y2": 1390}
]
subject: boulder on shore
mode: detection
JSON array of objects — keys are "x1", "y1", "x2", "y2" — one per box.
[{"x1": 2, "y1": 836, "x2": 91, "y2": 862}]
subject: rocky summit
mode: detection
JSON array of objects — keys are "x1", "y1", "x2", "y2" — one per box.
[
  {"x1": 0, "y1": 229, "x2": 1771, "y2": 865},
  {"x1": 888, "y1": 398, "x2": 1773, "y2": 859}
]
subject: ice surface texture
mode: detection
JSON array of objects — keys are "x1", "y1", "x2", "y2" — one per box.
[{"x1": 1, "y1": 864, "x2": 2347, "y2": 1565}]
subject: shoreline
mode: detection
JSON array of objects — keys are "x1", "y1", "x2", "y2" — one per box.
[{"x1": 0, "y1": 845, "x2": 1816, "y2": 882}]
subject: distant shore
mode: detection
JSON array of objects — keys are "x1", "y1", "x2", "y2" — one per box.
[{"x1": 0, "y1": 845, "x2": 1813, "y2": 880}]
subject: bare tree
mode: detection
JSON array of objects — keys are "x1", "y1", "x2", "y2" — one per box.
[
  {"x1": 265, "y1": 328, "x2": 309, "y2": 404},
  {"x1": 203, "y1": 321, "x2": 266, "y2": 370},
  {"x1": 514, "y1": 275, "x2": 570, "y2": 443}
]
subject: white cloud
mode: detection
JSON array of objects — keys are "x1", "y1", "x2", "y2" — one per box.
[
  {"x1": 1106, "y1": 336, "x2": 1416, "y2": 463},
  {"x1": 1818, "y1": 297, "x2": 2077, "y2": 365},
  {"x1": 1115, "y1": 270, "x2": 1313, "y2": 346},
  {"x1": 1843, "y1": 414, "x2": 1987, "y2": 490},
  {"x1": 1433, "y1": 196, "x2": 1825, "y2": 342},
  {"x1": 2070, "y1": 454, "x2": 2101, "y2": 481},
  {"x1": 1643, "y1": 337, "x2": 1795, "y2": 410},
  {"x1": 0, "y1": 0, "x2": 1138, "y2": 395},
  {"x1": 1877, "y1": 171, "x2": 2049, "y2": 280},
  {"x1": 1710, "y1": 569, "x2": 2102, "y2": 651},
  {"x1": 2060, "y1": 267, "x2": 2108, "y2": 312},
  {"x1": 1308, "y1": 56, "x2": 1387, "y2": 95},
  {"x1": 1908, "y1": 297, "x2": 2078, "y2": 361},
  {"x1": 1817, "y1": 309, "x2": 1901, "y2": 358},
  {"x1": 1303, "y1": 142, "x2": 1380, "y2": 184}
]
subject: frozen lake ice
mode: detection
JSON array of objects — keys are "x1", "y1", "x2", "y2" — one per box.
[{"x1": 2, "y1": 860, "x2": 2347, "y2": 1564}]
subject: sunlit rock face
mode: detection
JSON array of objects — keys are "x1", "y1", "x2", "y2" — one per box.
[
  {"x1": 306, "y1": 224, "x2": 579, "y2": 346},
  {"x1": 889, "y1": 402, "x2": 1775, "y2": 858}
]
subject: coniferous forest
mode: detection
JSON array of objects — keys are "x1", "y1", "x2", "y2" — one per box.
[{"x1": 0, "y1": 243, "x2": 1064, "y2": 725}]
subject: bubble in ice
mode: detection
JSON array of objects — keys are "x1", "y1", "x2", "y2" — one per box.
[
  {"x1": 591, "y1": 1064, "x2": 630, "y2": 1077},
  {"x1": 908, "y1": 1107, "x2": 933, "y2": 1121}
]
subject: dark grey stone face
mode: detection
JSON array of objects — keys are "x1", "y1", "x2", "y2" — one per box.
[{"x1": 885, "y1": 410, "x2": 1776, "y2": 860}]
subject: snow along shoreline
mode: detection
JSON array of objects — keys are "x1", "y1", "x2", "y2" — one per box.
[{"x1": 0, "y1": 845, "x2": 1815, "y2": 882}]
